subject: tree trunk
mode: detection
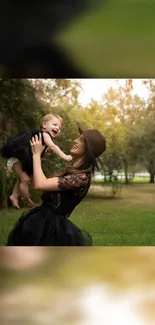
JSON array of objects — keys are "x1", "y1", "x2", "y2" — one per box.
[
  {"x1": 148, "y1": 159, "x2": 155, "y2": 183},
  {"x1": 149, "y1": 173, "x2": 154, "y2": 183},
  {"x1": 104, "y1": 171, "x2": 107, "y2": 183},
  {"x1": 108, "y1": 173, "x2": 113, "y2": 182},
  {"x1": 123, "y1": 159, "x2": 129, "y2": 184},
  {"x1": 108, "y1": 167, "x2": 113, "y2": 183}
]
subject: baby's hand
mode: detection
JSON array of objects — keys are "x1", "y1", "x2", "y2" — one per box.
[{"x1": 64, "y1": 155, "x2": 73, "y2": 162}]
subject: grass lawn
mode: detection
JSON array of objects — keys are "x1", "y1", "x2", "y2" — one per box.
[
  {"x1": 0, "y1": 183, "x2": 155, "y2": 246},
  {"x1": 92, "y1": 177, "x2": 150, "y2": 184}
]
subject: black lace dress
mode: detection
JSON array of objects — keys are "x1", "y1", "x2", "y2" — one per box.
[
  {"x1": 1, "y1": 130, "x2": 49, "y2": 175},
  {"x1": 6, "y1": 172, "x2": 93, "y2": 246}
]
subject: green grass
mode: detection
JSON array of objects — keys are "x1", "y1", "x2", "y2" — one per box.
[
  {"x1": 92, "y1": 177, "x2": 150, "y2": 184},
  {"x1": 132, "y1": 177, "x2": 150, "y2": 183},
  {"x1": 1, "y1": 183, "x2": 155, "y2": 246}
]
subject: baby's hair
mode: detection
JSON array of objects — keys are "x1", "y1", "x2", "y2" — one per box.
[{"x1": 40, "y1": 113, "x2": 63, "y2": 129}]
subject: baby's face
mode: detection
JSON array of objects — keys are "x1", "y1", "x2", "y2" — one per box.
[{"x1": 43, "y1": 118, "x2": 62, "y2": 138}]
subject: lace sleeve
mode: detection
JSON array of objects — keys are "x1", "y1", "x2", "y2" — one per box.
[{"x1": 58, "y1": 173, "x2": 90, "y2": 191}]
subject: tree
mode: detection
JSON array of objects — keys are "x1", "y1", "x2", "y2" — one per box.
[{"x1": 0, "y1": 78, "x2": 44, "y2": 143}]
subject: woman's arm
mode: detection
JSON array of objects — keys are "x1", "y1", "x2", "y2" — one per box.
[
  {"x1": 32, "y1": 154, "x2": 59, "y2": 191},
  {"x1": 43, "y1": 132, "x2": 72, "y2": 162},
  {"x1": 32, "y1": 154, "x2": 89, "y2": 192}
]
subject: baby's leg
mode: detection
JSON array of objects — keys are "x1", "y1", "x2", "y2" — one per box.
[
  {"x1": 10, "y1": 181, "x2": 20, "y2": 209},
  {"x1": 19, "y1": 176, "x2": 35, "y2": 208},
  {"x1": 7, "y1": 158, "x2": 21, "y2": 209},
  {"x1": 12, "y1": 161, "x2": 35, "y2": 208}
]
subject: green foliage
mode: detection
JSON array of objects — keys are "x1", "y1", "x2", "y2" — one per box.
[
  {"x1": 0, "y1": 79, "x2": 44, "y2": 141},
  {"x1": 0, "y1": 158, "x2": 17, "y2": 209}
]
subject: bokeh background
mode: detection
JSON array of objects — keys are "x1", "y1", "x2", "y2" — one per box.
[{"x1": 0, "y1": 247, "x2": 155, "y2": 325}]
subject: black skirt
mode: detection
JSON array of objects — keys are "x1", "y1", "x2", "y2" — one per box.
[{"x1": 6, "y1": 204, "x2": 93, "y2": 246}]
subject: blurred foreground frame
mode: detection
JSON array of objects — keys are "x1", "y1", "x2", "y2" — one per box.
[
  {"x1": 1, "y1": 247, "x2": 155, "y2": 324},
  {"x1": 1, "y1": 0, "x2": 155, "y2": 78},
  {"x1": 0, "y1": 0, "x2": 106, "y2": 78}
]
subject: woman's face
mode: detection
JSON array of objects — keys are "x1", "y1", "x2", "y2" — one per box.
[{"x1": 70, "y1": 134, "x2": 86, "y2": 157}]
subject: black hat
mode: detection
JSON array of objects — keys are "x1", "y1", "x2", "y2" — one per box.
[{"x1": 77, "y1": 122, "x2": 106, "y2": 170}]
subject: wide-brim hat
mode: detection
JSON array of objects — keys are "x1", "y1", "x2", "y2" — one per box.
[{"x1": 77, "y1": 122, "x2": 106, "y2": 170}]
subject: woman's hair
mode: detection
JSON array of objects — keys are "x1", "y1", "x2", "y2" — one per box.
[
  {"x1": 51, "y1": 164, "x2": 93, "y2": 178},
  {"x1": 40, "y1": 113, "x2": 63, "y2": 128}
]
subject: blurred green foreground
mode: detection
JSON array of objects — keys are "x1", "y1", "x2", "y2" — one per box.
[{"x1": 56, "y1": 0, "x2": 155, "y2": 77}]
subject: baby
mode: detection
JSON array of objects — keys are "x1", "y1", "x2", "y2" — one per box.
[{"x1": 1, "y1": 113, "x2": 72, "y2": 209}]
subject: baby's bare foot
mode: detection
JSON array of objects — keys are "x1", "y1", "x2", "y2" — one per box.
[
  {"x1": 9, "y1": 195, "x2": 20, "y2": 209},
  {"x1": 27, "y1": 199, "x2": 36, "y2": 208}
]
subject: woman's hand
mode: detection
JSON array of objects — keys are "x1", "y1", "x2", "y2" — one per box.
[{"x1": 30, "y1": 133, "x2": 43, "y2": 156}]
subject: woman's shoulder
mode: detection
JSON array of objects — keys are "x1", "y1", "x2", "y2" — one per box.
[
  {"x1": 76, "y1": 172, "x2": 91, "y2": 182},
  {"x1": 58, "y1": 171, "x2": 91, "y2": 191},
  {"x1": 64, "y1": 170, "x2": 91, "y2": 181}
]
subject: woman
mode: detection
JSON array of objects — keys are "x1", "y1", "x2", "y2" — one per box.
[{"x1": 6, "y1": 123, "x2": 106, "y2": 246}]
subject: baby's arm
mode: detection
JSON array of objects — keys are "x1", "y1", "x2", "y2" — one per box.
[{"x1": 43, "y1": 132, "x2": 72, "y2": 162}]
